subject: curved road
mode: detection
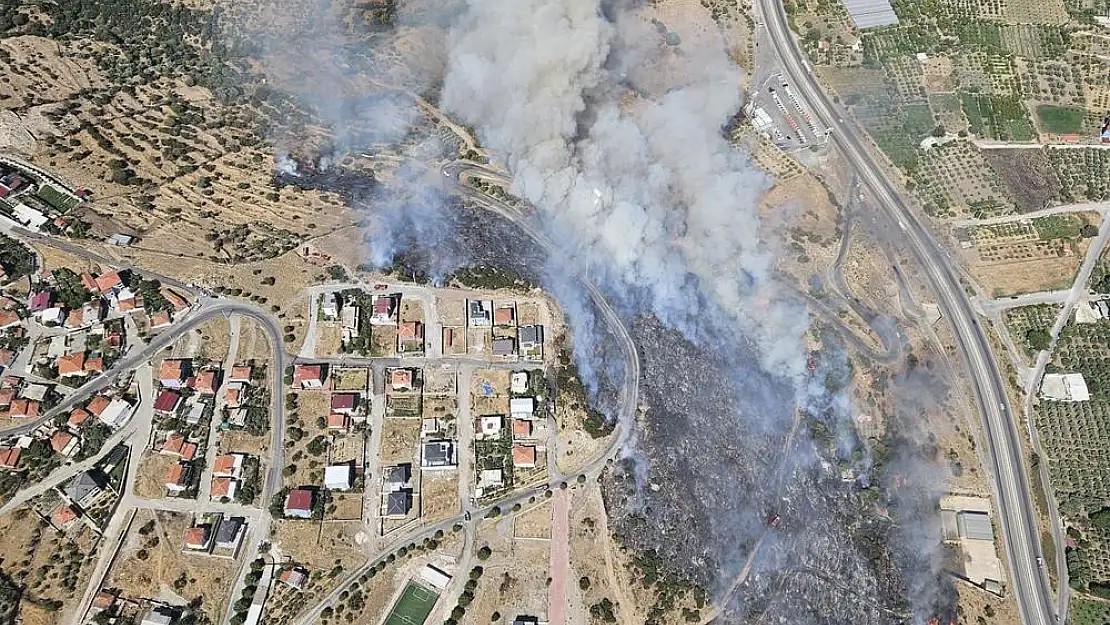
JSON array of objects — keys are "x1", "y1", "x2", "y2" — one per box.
[{"x1": 757, "y1": 3, "x2": 1055, "y2": 624}]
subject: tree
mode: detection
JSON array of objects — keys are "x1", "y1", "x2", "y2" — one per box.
[
  {"x1": 1026, "y1": 328, "x2": 1051, "y2": 351},
  {"x1": 476, "y1": 546, "x2": 492, "y2": 561}
]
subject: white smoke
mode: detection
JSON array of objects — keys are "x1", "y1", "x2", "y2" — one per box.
[{"x1": 441, "y1": 0, "x2": 810, "y2": 379}]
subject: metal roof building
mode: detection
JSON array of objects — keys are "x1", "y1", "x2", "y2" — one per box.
[
  {"x1": 841, "y1": 0, "x2": 899, "y2": 29},
  {"x1": 957, "y1": 511, "x2": 995, "y2": 541}
]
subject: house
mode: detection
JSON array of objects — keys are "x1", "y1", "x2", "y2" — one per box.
[
  {"x1": 385, "y1": 489, "x2": 412, "y2": 518},
  {"x1": 279, "y1": 567, "x2": 309, "y2": 590},
  {"x1": 20, "y1": 383, "x2": 47, "y2": 401},
  {"x1": 293, "y1": 364, "x2": 325, "y2": 389},
  {"x1": 494, "y1": 304, "x2": 515, "y2": 326},
  {"x1": 422, "y1": 417, "x2": 441, "y2": 437},
  {"x1": 0, "y1": 309, "x2": 19, "y2": 330},
  {"x1": 324, "y1": 464, "x2": 353, "y2": 491},
  {"x1": 51, "y1": 504, "x2": 79, "y2": 529},
  {"x1": 512, "y1": 419, "x2": 533, "y2": 438},
  {"x1": 58, "y1": 352, "x2": 88, "y2": 378},
  {"x1": 510, "y1": 371, "x2": 529, "y2": 394},
  {"x1": 221, "y1": 382, "x2": 243, "y2": 409},
  {"x1": 140, "y1": 606, "x2": 178, "y2": 625},
  {"x1": 212, "y1": 454, "x2": 244, "y2": 478},
  {"x1": 492, "y1": 337, "x2": 516, "y2": 358},
  {"x1": 183, "y1": 525, "x2": 211, "y2": 550},
  {"x1": 80, "y1": 272, "x2": 99, "y2": 293},
  {"x1": 284, "y1": 488, "x2": 314, "y2": 519},
  {"x1": 421, "y1": 440, "x2": 457, "y2": 470},
  {"x1": 150, "y1": 310, "x2": 172, "y2": 329},
  {"x1": 153, "y1": 390, "x2": 182, "y2": 415},
  {"x1": 9, "y1": 398, "x2": 40, "y2": 419},
  {"x1": 370, "y1": 294, "x2": 397, "y2": 325},
  {"x1": 38, "y1": 306, "x2": 65, "y2": 326},
  {"x1": 185, "y1": 401, "x2": 206, "y2": 426},
  {"x1": 84, "y1": 357, "x2": 103, "y2": 374},
  {"x1": 229, "y1": 365, "x2": 252, "y2": 384},
  {"x1": 160, "y1": 359, "x2": 191, "y2": 388},
  {"x1": 383, "y1": 464, "x2": 411, "y2": 492},
  {"x1": 91, "y1": 590, "x2": 118, "y2": 612},
  {"x1": 94, "y1": 271, "x2": 123, "y2": 294},
  {"x1": 468, "y1": 300, "x2": 492, "y2": 327},
  {"x1": 211, "y1": 477, "x2": 238, "y2": 500},
  {"x1": 98, "y1": 398, "x2": 133, "y2": 427},
  {"x1": 28, "y1": 291, "x2": 52, "y2": 313},
  {"x1": 341, "y1": 305, "x2": 359, "y2": 342},
  {"x1": 0, "y1": 389, "x2": 11, "y2": 409},
  {"x1": 327, "y1": 413, "x2": 351, "y2": 432},
  {"x1": 0, "y1": 447, "x2": 20, "y2": 469},
  {"x1": 215, "y1": 516, "x2": 246, "y2": 550},
  {"x1": 116, "y1": 288, "x2": 141, "y2": 313},
  {"x1": 161, "y1": 434, "x2": 198, "y2": 461},
  {"x1": 321, "y1": 292, "x2": 339, "y2": 320},
  {"x1": 67, "y1": 408, "x2": 91, "y2": 428},
  {"x1": 50, "y1": 430, "x2": 78, "y2": 456},
  {"x1": 330, "y1": 393, "x2": 359, "y2": 414},
  {"x1": 519, "y1": 325, "x2": 544, "y2": 349},
  {"x1": 163, "y1": 288, "x2": 188, "y2": 311},
  {"x1": 475, "y1": 415, "x2": 503, "y2": 440},
  {"x1": 86, "y1": 395, "x2": 111, "y2": 417},
  {"x1": 398, "y1": 321, "x2": 424, "y2": 351},
  {"x1": 195, "y1": 369, "x2": 220, "y2": 396},
  {"x1": 510, "y1": 397, "x2": 534, "y2": 419},
  {"x1": 512, "y1": 444, "x2": 537, "y2": 468},
  {"x1": 78, "y1": 301, "x2": 106, "y2": 327},
  {"x1": 390, "y1": 368, "x2": 413, "y2": 392},
  {"x1": 65, "y1": 471, "x2": 106, "y2": 508},
  {"x1": 166, "y1": 462, "x2": 193, "y2": 493},
  {"x1": 477, "y1": 469, "x2": 503, "y2": 494}
]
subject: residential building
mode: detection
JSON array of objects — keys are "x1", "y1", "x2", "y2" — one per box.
[
  {"x1": 91, "y1": 590, "x2": 118, "y2": 612},
  {"x1": 519, "y1": 325, "x2": 543, "y2": 349},
  {"x1": 9, "y1": 398, "x2": 40, "y2": 419},
  {"x1": 225, "y1": 382, "x2": 244, "y2": 409},
  {"x1": 0, "y1": 309, "x2": 19, "y2": 330},
  {"x1": 150, "y1": 310, "x2": 172, "y2": 329},
  {"x1": 494, "y1": 304, "x2": 515, "y2": 326},
  {"x1": 510, "y1": 397, "x2": 534, "y2": 419},
  {"x1": 211, "y1": 477, "x2": 238, "y2": 500},
  {"x1": 183, "y1": 525, "x2": 211, "y2": 550},
  {"x1": 98, "y1": 397, "x2": 133, "y2": 427},
  {"x1": 492, "y1": 337, "x2": 516, "y2": 357},
  {"x1": 195, "y1": 369, "x2": 220, "y2": 396},
  {"x1": 0, "y1": 389, "x2": 11, "y2": 409},
  {"x1": 370, "y1": 294, "x2": 397, "y2": 325},
  {"x1": 212, "y1": 454, "x2": 244, "y2": 478},
  {"x1": 161, "y1": 434, "x2": 198, "y2": 461},
  {"x1": 140, "y1": 606, "x2": 177, "y2": 625},
  {"x1": 67, "y1": 408, "x2": 91, "y2": 428},
  {"x1": 39, "y1": 306, "x2": 65, "y2": 326},
  {"x1": 321, "y1": 292, "x2": 339, "y2": 320},
  {"x1": 390, "y1": 368, "x2": 413, "y2": 392},
  {"x1": 512, "y1": 445, "x2": 537, "y2": 468},
  {"x1": 215, "y1": 516, "x2": 246, "y2": 550},
  {"x1": 467, "y1": 300, "x2": 492, "y2": 327},
  {"x1": 398, "y1": 321, "x2": 424, "y2": 352},
  {"x1": 94, "y1": 271, "x2": 123, "y2": 294},
  {"x1": 383, "y1": 464, "x2": 411, "y2": 492},
  {"x1": 293, "y1": 364, "x2": 325, "y2": 389},
  {"x1": 50, "y1": 430, "x2": 78, "y2": 456},
  {"x1": 512, "y1": 419, "x2": 533, "y2": 439},
  {"x1": 153, "y1": 390, "x2": 182, "y2": 415},
  {"x1": 51, "y1": 504, "x2": 79, "y2": 529},
  {"x1": 159, "y1": 359, "x2": 191, "y2": 388},
  {"x1": 340, "y1": 305, "x2": 359, "y2": 342},
  {"x1": 84, "y1": 357, "x2": 103, "y2": 374},
  {"x1": 65, "y1": 471, "x2": 106, "y2": 508},
  {"x1": 475, "y1": 415, "x2": 503, "y2": 440},
  {"x1": 0, "y1": 447, "x2": 20, "y2": 470},
  {"x1": 477, "y1": 468, "x2": 503, "y2": 495},
  {"x1": 325, "y1": 464, "x2": 353, "y2": 491},
  {"x1": 330, "y1": 393, "x2": 359, "y2": 414},
  {"x1": 327, "y1": 413, "x2": 351, "y2": 431},
  {"x1": 166, "y1": 463, "x2": 193, "y2": 493},
  {"x1": 510, "y1": 371, "x2": 528, "y2": 394},
  {"x1": 284, "y1": 488, "x2": 314, "y2": 518},
  {"x1": 163, "y1": 288, "x2": 188, "y2": 311},
  {"x1": 27, "y1": 290, "x2": 52, "y2": 313},
  {"x1": 86, "y1": 395, "x2": 111, "y2": 417},
  {"x1": 385, "y1": 489, "x2": 412, "y2": 518},
  {"x1": 421, "y1": 440, "x2": 457, "y2": 470},
  {"x1": 228, "y1": 365, "x2": 252, "y2": 384},
  {"x1": 279, "y1": 567, "x2": 309, "y2": 590}
]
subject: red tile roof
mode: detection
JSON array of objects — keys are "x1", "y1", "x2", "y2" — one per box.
[
  {"x1": 183, "y1": 526, "x2": 208, "y2": 548},
  {"x1": 285, "y1": 488, "x2": 313, "y2": 512},
  {"x1": 195, "y1": 370, "x2": 219, "y2": 395},
  {"x1": 84, "y1": 357, "x2": 103, "y2": 373},
  {"x1": 9, "y1": 399, "x2": 39, "y2": 418},
  {"x1": 211, "y1": 477, "x2": 235, "y2": 498},
  {"x1": 50, "y1": 430, "x2": 75, "y2": 454},
  {"x1": 512, "y1": 445, "x2": 536, "y2": 467},
  {"x1": 166, "y1": 463, "x2": 189, "y2": 486},
  {"x1": 330, "y1": 393, "x2": 357, "y2": 411},
  {"x1": 398, "y1": 321, "x2": 422, "y2": 341},
  {"x1": 51, "y1": 504, "x2": 78, "y2": 526},
  {"x1": 0, "y1": 447, "x2": 20, "y2": 469},
  {"x1": 0, "y1": 389, "x2": 12, "y2": 408},
  {"x1": 494, "y1": 306, "x2": 515, "y2": 325},
  {"x1": 294, "y1": 364, "x2": 324, "y2": 385},
  {"x1": 57, "y1": 352, "x2": 86, "y2": 376},
  {"x1": 86, "y1": 395, "x2": 110, "y2": 416},
  {"x1": 68, "y1": 408, "x2": 91, "y2": 428},
  {"x1": 512, "y1": 419, "x2": 533, "y2": 438},
  {"x1": 327, "y1": 413, "x2": 350, "y2": 431},
  {"x1": 94, "y1": 271, "x2": 122, "y2": 293},
  {"x1": 153, "y1": 390, "x2": 180, "y2": 413}
]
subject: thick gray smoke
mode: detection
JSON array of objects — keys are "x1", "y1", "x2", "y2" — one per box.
[{"x1": 440, "y1": 0, "x2": 810, "y2": 379}]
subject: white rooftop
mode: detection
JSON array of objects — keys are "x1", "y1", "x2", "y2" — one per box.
[{"x1": 1041, "y1": 373, "x2": 1091, "y2": 402}]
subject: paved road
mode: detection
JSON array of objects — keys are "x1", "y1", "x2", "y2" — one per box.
[
  {"x1": 950, "y1": 200, "x2": 1110, "y2": 228},
  {"x1": 756, "y1": 3, "x2": 1056, "y2": 624}
]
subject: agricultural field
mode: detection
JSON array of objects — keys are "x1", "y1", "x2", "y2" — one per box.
[
  {"x1": 966, "y1": 214, "x2": 1094, "y2": 296},
  {"x1": 1003, "y1": 303, "x2": 1061, "y2": 359},
  {"x1": 1069, "y1": 596, "x2": 1110, "y2": 625},
  {"x1": 914, "y1": 141, "x2": 1017, "y2": 218},
  {"x1": 1036, "y1": 105, "x2": 1087, "y2": 134},
  {"x1": 981, "y1": 148, "x2": 1063, "y2": 212},
  {"x1": 1050, "y1": 149, "x2": 1110, "y2": 203}
]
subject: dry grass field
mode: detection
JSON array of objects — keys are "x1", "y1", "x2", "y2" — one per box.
[
  {"x1": 133, "y1": 452, "x2": 179, "y2": 500},
  {"x1": 108, "y1": 509, "x2": 233, "y2": 622},
  {"x1": 419, "y1": 472, "x2": 459, "y2": 522},
  {"x1": 380, "y1": 419, "x2": 421, "y2": 465}
]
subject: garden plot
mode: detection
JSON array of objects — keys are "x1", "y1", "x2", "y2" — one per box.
[
  {"x1": 966, "y1": 217, "x2": 1092, "y2": 296},
  {"x1": 883, "y1": 56, "x2": 928, "y2": 104},
  {"x1": 1021, "y1": 59, "x2": 1084, "y2": 109},
  {"x1": 1002, "y1": 304, "x2": 1061, "y2": 360},
  {"x1": 913, "y1": 141, "x2": 1017, "y2": 219},
  {"x1": 1050, "y1": 149, "x2": 1110, "y2": 203},
  {"x1": 1001, "y1": 0, "x2": 1069, "y2": 24}
]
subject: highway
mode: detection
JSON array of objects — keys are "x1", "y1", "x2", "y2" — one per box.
[{"x1": 756, "y1": 2, "x2": 1055, "y2": 624}]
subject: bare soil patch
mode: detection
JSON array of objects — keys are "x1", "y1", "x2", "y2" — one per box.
[
  {"x1": 982, "y1": 149, "x2": 1063, "y2": 212},
  {"x1": 419, "y1": 472, "x2": 459, "y2": 522},
  {"x1": 380, "y1": 419, "x2": 421, "y2": 464}
]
